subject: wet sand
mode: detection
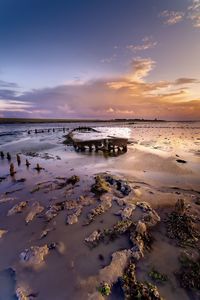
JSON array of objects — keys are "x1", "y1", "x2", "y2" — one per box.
[{"x1": 0, "y1": 122, "x2": 200, "y2": 300}]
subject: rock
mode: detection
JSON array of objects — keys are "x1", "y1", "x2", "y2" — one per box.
[
  {"x1": 166, "y1": 200, "x2": 198, "y2": 247},
  {"x1": 130, "y1": 234, "x2": 145, "y2": 261},
  {"x1": 0, "y1": 229, "x2": 7, "y2": 238},
  {"x1": 136, "y1": 201, "x2": 152, "y2": 212},
  {"x1": 65, "y1": 200, "x2": 79, "y2": 210},
  {"x1": 40, "y1": 227, "x2": 54, "y2": 239},
  {"x1": 143, "y1": 210, "x2": 160, "y2": 227},
  {"x1": 136, "y1": 201, "x2": 160, "y2": 227},
  {"x1": 66, "y1": 175, "x2": 80, "y2": 185},
  {"x1": 7, "y1": 201, "x2": 28, "y2": 216},
  {"x1": 104, "y1": 175, "x2": 132, "y2": 196},
  {"x1": 66, "y1": 206, "x2": 82, "y2": 224},
  {"x1": 121, "y1": 262, "x2": 162, "y2": 300},
  {"x1": 136, "y1": 221, "x2": 147, "y2": 236},
  {"x1": 16, "y1": 286, "x2": 30, "y2": 300},
  {"x1": 45, "y1": 204, "x2": 62, "y2": 221},
  {"x1": 175, "y1": 198, "x2": 187, "y2": 215},
  {"x1": 114, "y1": 197, "x2": 126, "y2": 207},
  {"x1": 176, "y1": 159, "x2": 187, "y2": 164},
  {"x1": 48, "y1": 241, "x2": 65, "y2": 254},
  {"x1": 66, "y1": 214, "x2": 78, "y2": 225},
  {"x1": 86, "y1": 199, "x2": 112, "y2": 224},
  {"x1": 116, "y1": 204, "x2": 136, "y2": 220},
  {"x1": 98, "y1": 249, "x2": 132, "y2": 285},
  {"x1": 91, "y1": 175, "x2": 110, "y2": 195},
  {"x1": 25, "y1": 202, "x2": 44, "y2": 223},
  {"x1": 79, "y1": 195, "x2": 94, "y2": 206},
  {"x1": 100, "y1": 193, "x2": 113, "y2": 202},
  {"x1": 20, "y1": 245, "x2": 49, "y2": 268},
  {"x1": 85, "y1": 230, "x2": 101, "y2": 243},
  {"x1": 0, "y1": 196, "x2": 16, "y2": 203}
]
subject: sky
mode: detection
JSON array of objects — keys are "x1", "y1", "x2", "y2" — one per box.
[{"x1": 0, "y1": 0, "x2": 200, "y2": 120}]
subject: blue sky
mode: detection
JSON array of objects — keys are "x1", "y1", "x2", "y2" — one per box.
[{"x1": 0, "y1": 0, "x2": 199, "y2": 120}]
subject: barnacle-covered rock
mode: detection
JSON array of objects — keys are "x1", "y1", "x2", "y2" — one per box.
[
  {"x1": 7, "y1": 201, "x2": 28, "y2": 216},
  {"x1": 25, "y1": 202, "x2": 44, "y2": 223},
  {"x1": 19, "y1": 245, "x2": 49, "y2": 268}
]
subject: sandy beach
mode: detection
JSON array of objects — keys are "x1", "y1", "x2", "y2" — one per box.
[{"x1": 0, "y1": 121, "x2": 200, "y2": 300}]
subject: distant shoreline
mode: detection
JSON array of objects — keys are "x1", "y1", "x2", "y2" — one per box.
[{"x1": 0, "y1": 118, "x2": 198, "y2": 124}]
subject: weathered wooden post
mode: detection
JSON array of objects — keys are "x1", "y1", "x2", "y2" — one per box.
[
  {"x1": 10, "y1": 163, "x2": 15, "y2": 176},
  {"x1": 26, "y1": 159, "x2": 31, "y2": 167},
  {"x1": 16, "y1": 154, "x2": 21, "y2": 165},
  {"x1": 35, "y1": 163, "x2": 43, "y2": 172},
  {"x1": 7, "y1": 152, "x2": 11, "y2": 161}
]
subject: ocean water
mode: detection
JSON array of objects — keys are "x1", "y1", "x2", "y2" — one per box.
[{"x1": 0, "y1": 121, "x2": 199, "y2": 156}]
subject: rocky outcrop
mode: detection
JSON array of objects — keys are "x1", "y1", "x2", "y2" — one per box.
[
  {"x1": 91, "y1": 176, "x2": 110, "y2": 195},
  {"x1": 7, "y1": 201, "x2": 28, "y2": 216},
  {"x1": 136, "y1": 201, "x2": 160, "y2": 227},
  {"x1": 19, "y1": 245, "x2": 49, "y2": 268},
  {"x1": 116, "y1": 203, "x2": 136, "y2": 220},
  {"x1": 66, "y1": 206, "x2": 82, "y2": 225},
  {"x1": 85, "y1": 230, "x2": 101, "y2": 244},
  {"x1": 25, "y1": 202, "x2": 44, "y2": 223}
]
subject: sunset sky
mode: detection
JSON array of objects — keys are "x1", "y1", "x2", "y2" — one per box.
[{"x1": 0, "y1": 0, "x2": 200, "y2": 120}]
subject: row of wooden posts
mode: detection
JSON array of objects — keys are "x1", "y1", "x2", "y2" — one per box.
[
  {"x1": 27, "y1": 127, "x2": 68, "y2": 134},
  {"x1": 0, "y1": 151, "x2": 43, "y2": 176}
]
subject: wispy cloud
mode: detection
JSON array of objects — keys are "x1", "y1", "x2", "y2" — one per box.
[
  {"x1": 159, "y1": 10, "x2": 185, "y2": 25},
  {"x1": 174, "y1": 78, "x2": 199, "y2": 85},
  {"x1": 159, "y1": 1, "x2": 200, "y2": 28},
  {"x1": 100, "y1": 54, "x2": 117, "y2": 64},
  {"x1": 0, "y1": 80, "x2": 19, "y2": 89},
  {"x1": 127, "y1": 37, "x2": 157, "y2": 52},
  {"x1": 187, "y1": 0, "x2": 200, "y2": 27},
  {"x1": 0, "y1": 99, "x2": 33, "y2": 112}
]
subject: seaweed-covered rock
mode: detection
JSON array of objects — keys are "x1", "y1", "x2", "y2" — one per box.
[
  {"x1": 166, "y1": 199, "x2": 198, "y2": 247},
  {"x1": 121, "y1": 262, "x2": 163, "y2": 300},
  {"x1": 98, "y1": 282, "x2": 111, "y2": 296},
  {"x1": 148, "y1": 269, "x2": 168, "y2": 283},
  {"x1": 25, "y1": 202, "x2": 44, "y2": 223},
  {"x1": 91, "y1": 176, "x2": 110, "y2": 195},
  {"x1": 178, "y1": 252, "x2": 200, "y2": 290},
  {"x1": 130, "y1": 220, "x2": 153, "y2": 261},
  {"x1": 19, "y1": 245, "x2": 49, "y2": 268},
  {"x1": 66, "y1": 175, "x2": 80, "y2": 185},
  {"x1": 103, "y1": 175, "x2": 132, "y2": 196},
  {"x1": 7, "y1": 201, "x2": 28, "y2": 216}
]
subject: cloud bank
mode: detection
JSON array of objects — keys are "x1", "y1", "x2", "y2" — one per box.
[{"x1": 0, "y1": 58, "x2": 199, "y2": 120}]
